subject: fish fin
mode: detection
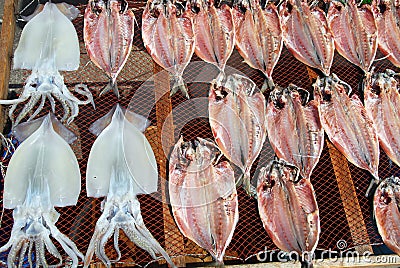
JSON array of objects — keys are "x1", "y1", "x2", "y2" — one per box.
[
  {"x1": 171, "y1": 77, "x2": 189, "y2": 99},
  {"x1": 13, "y1": 2, "x2": 80, "y2": 71},
  {"x1": 4, "y1": 114, "x2": 80, "y2": 208},
  {"x1": 100, "y1": 80, "x2": 120, "y2": 99},
  {"x1": 12, "y1": 113, "x2": 77, "y2": 144}
]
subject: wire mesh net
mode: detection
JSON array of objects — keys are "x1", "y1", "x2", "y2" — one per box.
[{"x1": 1, "y1": 1, "x2": 399, "y2": 267}]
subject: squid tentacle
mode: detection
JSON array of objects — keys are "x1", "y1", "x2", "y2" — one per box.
[
  {"x1": 14, "y1": 92, "x2": 41, "y2": 126},
  {"x1": 52, "y1": 92, "x2": 71, "y2": 123},
  {"x1": 28, "y1": 94, "x2": 47, "y2": 121},
  {"x1": 17, "y1": 240, "x2": 28, "y2": 268},
  {"x1": 113, "y1": 229, "x2": 122, "y2": 262}
]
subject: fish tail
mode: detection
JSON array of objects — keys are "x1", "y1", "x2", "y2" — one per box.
[
  {"x1": 261, "y1": 77, "x2": 275, "y2": 93},
  {"x1": 100, "y1": 80, "x2": 120, "y2": 99},
  {"x1": 171, "y1": 76, "x2": 189, "y2": 99},
  {"x1": 242, "y1": 172, "x2": 257, "y2": 198}
]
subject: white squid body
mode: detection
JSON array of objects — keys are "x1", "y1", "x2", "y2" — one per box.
[
  {"x1": 84, "y1": 104, "x2": 175, "y2": 268},
  {"x1": 0, "y1": 2, "x2": 93, "y2": 127},
  {"x1": 0, "y1": 114, "x2": 83, "y2": 267}
]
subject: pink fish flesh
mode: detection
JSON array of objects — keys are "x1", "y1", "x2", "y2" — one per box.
[
  {"x1": 142, "y1": 0, "x2": 195, "y2": 98},
  {"x1": 266, "y1": 85, "x2": 324, "y2": 180},
  {"x1": 257, "y1": 159, "x2": 320, "y2": 267},
  {"x1": 233, "y1": 0, "x2": 283, "y2": 91},
  {"x1": 169, "y1": 137, "x2": 239, "y2": 263},
  {"x1": 84, "y1": 0, "x2": 135, "y2": 97},
  {"x1": 209, "y1": 74, "x2": 267, "y2": 196},
  {"x1": 280, "y1": 0, "x2": 334, "y2": 76}
]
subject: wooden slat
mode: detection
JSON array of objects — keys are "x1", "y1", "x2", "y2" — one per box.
[
  {"x1": 153, "y1": 63, "x2": 186, "y2": 267},
  {"x1": 306, "y1": 67, "x2": 372, "y2": 253},
  {"x1": 0, "y1": 0, "x2": 18, "y2": 130}
]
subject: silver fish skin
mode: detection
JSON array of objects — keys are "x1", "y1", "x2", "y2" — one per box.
[
  {"x1": 374, "y1": 176, "x2": 400, "y2": 256},
  {"x1": 169, "y1": 137, "x2": 239, "y2": 263},
  {"x1": 266, "y1": 85, "x2": 324, "y2": 180},
  {"x1": 257, "y1": 159, "x2": 320, "y2": 267},
  {"x1": 142, "y1": 0, "x2": 195, "y2": 98},
  {"x1": 209, "y1": 74, "x2": 267, "y2": 196},
  {"x1": 313, "y1": 74, "x2": 380, "y2": 181},
  {"x1": 280, "y1": 0, "x2": 334, "y2": 76},
  {"x1": 373, "y1": 0, "x2": 400, "y2": 68},
  {"x1": 233, "y1": 0, "x2": 283, "y2": 91},
  {"x1": 192, "y1": 0, "x2": 235, "y2": 78},
  {"x1": 364, "y1": 70, "x2": 400, "y2": 167},
  {"x1": 84, "y1": 0, "x2": 135, "y2": 97},
  {"x1": 327, "y1": 0, "x2": 378, "y2": 72}
]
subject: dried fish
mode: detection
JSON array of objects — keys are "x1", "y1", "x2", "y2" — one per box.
[
  {"x1": 209, "y1": 74, "x2": 267, "y2": 196},
  {"x1": 142, "y1": 0, "x2": 195, "y2": 98},
  {"x1": 373, "y1": 0, "x2": 400, "y2": 68},
  {"x1": 257, "y1": 159, "x2": 320, "y2": 267},
  {"x1": 84, "y1": 0, "x2": 135, "y2": 97},
  {"x1": 327, "y1": 0, "x2": 378, "y2": 72},
  {"x1": 169, "y1": 137, "x2": 238, "y2": 263},
  {"x1": 364, "y1": 69, "x2": 400, "y2": 167},
  {"x1": 280, "y1": 0, "x2": 334, "y2": 76},
  {"x1": 233, "y1": 0, "x2": 282, "y2": 91},
  {"x1": 313, "y1": 74, "x2": 379, "y2": 187},
  {"x1": 192, "y1": 0, "x2": 235, "y2": 80},
  {"x1": 374, "y1": 176, "x2": 400, "y2": 256},
  {"x1": 266, "y1": 85, "x2": 324, "y2": 180}
]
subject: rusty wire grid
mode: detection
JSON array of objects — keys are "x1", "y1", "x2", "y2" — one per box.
[{"x1": 1, "y1": 1, "x2": 400, "y2": 267}]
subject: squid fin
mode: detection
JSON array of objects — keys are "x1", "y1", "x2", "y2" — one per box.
[
  {"x1": 12, "y1": 113, "x2": 76, "y2": 144},
  {"x1": 3, "y1": 114, "x2": 81, "y2": 209},
  {"x1": 13, "y1": 2, "x2": 80, "y2": 71}
]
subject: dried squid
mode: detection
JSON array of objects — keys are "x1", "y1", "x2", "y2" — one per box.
[
  {"x1": 232, "y1": 0, "x2": 282, "y2": 91},
  {"x1": 280, "y1": 0, "x2": 334, "y2": 76},
  {"x1": 0, "y1": 2, "x2": 93, "y2": 127},
  {"x1": 192, "y1": 0, "x2": 235, "y2": 80},
  {"x1": 327, "y1": 0, "x2": 378, "y2": 72},
  {"x1": 0, "y1": 113, "x2": 83, "y2": 267},
  {"x1": 373, "y1": 0, "x2": 400, "y2": 68},
  {"x1": 374, "y1": 176, "x2": 400, "y2": 256},
  {"x1": 84, "y1": 0, "x2": 135, "y2": 97},
  {"x1": 209, "y1": 74, "x2": 267, "y2": 196},
  {"x1": 142, "y1": 0, "x2": 195, "y2": 98},
  {"x1": 314, "y1": 74, "x2": 380, "y2": 192},
  {"x1": 266, "y1": 85, "x2": 324, "y2": 180},
  {"x1": 257, "y1": 159, "x2": 320, "y2": 268},
  {"x1": 364, "y1": 70, "x2": 400, "y2": 168},
  {"x1": 84, "y1": 104, "x2": 175, "y2": 268},
  {"x1": 169, "y1": 137, "x2": 238, "y2": 263}
]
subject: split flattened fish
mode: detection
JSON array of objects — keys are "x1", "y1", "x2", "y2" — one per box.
[
  {"x1": 0, "y1": 2, "x2": 93, "y2": 127},
  {"x1": 364, "y1": 69, "x2": 400, "y2": 167},
  {"x1": 192, "y1": 0, "x2": 235, "y2": 79},
  {"x1": 142, "y1": 0, "x2": 195, "y2": 98},
  {"x1": 280, "y1": 0, "x2": 334, "y2": 76},
  {"x1": 374, "y1": 176, "x2": 400, "y2": 256},
  {"x1": 372, "y1": 0, "x2": 400, "y2": 68},
  {"x1": 84, "y1": 104, "x2": 175, "y2": 268},
  {"x1": 169, "y1": 137, "x2": 238, "y2": 263},
  {"x1": 84, "y1": 0, "x2": 135, "y2": 98},
  {"x1": 232, "y1": 0, "x2": 282, "y2": 91},
  {"x1": 266, "y1": 85, "x2": 324, "y2": 180},
  {"x1": 313, "y1": 74, "x2": 380, "y2": 185},
  {"x1": 257, "y1": 159, "x2": 320, "y2": 268},
  {"x1": 327, "y1": 0, "x2": 378, "y2": 73},
  {"x1": 0, "y1": 114, "x2": 83, "y2": 268},
  {"x1": 209, "y1": 74, "x2": 267, "y2": 196}
]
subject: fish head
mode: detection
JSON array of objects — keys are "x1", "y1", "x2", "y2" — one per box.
[
  {"x1": 287, "y1": 84, "x2": 310, "y2": 105},
  {"x1": 90, "y1": 0, "x2": 107, "y2": 16},
  {"x1": 257, "y1": 159, "x2": 300, "y2": 193},
  {"x1": 374, "y1": 176, "x2": 400, "y2": 209},
  {"x1": 269, "y1": 86, "x2": 288, "y2": 109}
]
